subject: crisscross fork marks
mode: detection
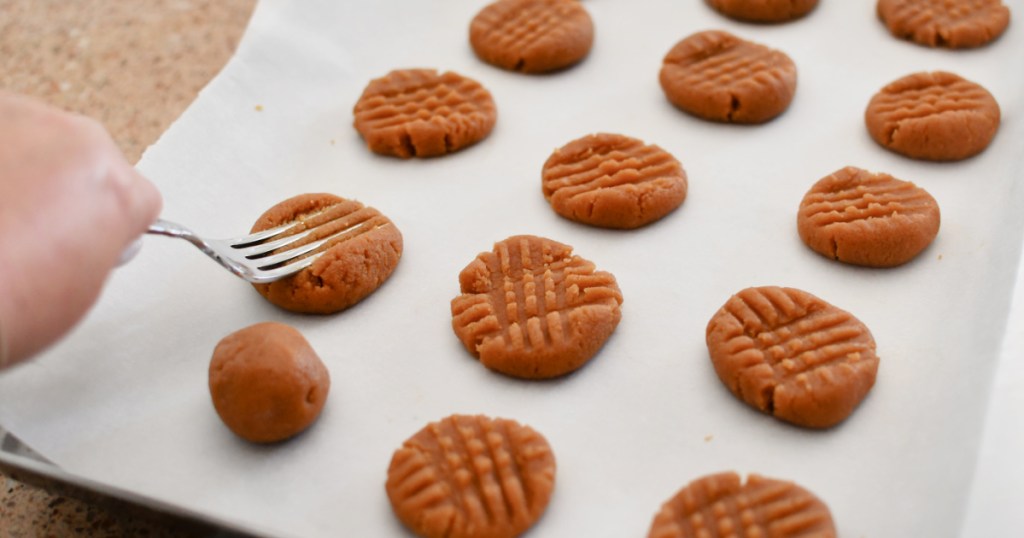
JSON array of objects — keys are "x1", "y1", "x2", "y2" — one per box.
[
  {"x1": 471, "y1": 0, "x2": 592, "y2": 72},
  {"x1": 386, "y1": 415, "x2": 556, "y2": 538},
  {"x1": 648, "y1": 472, "x2": 836, "y2": 538},
  {"x1": 452, "y1": 236, "x2": 621, "y2": 355},
  {"x1": 871, "y1": 79, "x2": 994, "y2": 142},
  {"x1": 355, "y1": 70, "x2": 494, "y2": 130},
  {"x1": 706, "y1": 286, "x2": 880, "y2": 427},
  {"x1": 664, "y1": 31, "x2": 789, "y2": 92},
  {"x1": 544, "y1": 141, "x2": 680, "y2": 197},
  {"x1": 802, "y1": 180, "x2": 936, "y2": 227},
  {"x1": 489, "y1": 237, "x2": 583, "y2": 352},
  {"x1": 881, "y1": 0, "x2": 1010, "y2": 47},
  {"x1": 485, "y1": 1, "x2": 567, "y2": 53},
  {"x1": 717, "y1": 287, "x2": 873, "y2": 383}
]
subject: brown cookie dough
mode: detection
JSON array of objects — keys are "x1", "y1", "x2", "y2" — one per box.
[
  {"x1": 707, "y1": 0, "x2": 820, "y2": 23},
  {"x1": 706, "y1": 286, "x2": 880, "y2": 428},
  {"x1": 250, "y1": 193, "x2": 402, "y2": 314},
  {"x1": 209, "y1": 322, "x2": 330, "y2": 443},
  {"x1": 878, "y1": 0, "x2": 1011, "y2": 48},
  {"x1": 648, "y1": 472, "x2": 836, "y2": 538},
  {"x1": 660, "y1": 30, "x2": 797, "y2": 124},
  {"x1": 798, "y1": 166, "x2": 941, "y2": 267},
  {"x1": 470, "y1": 0, "x2": 594, "y2": 73},
  {"x1": 542, "y1": 133, "x2": 688, "y2": 229},
  {"x1": 386, "y1": 414, "x2": 556, "y2": 538},
  {"x1": 865, "y1": 71, "x2": 1000, "y2": 161},
  {"x1": 353, "y1": 69, "x2": 497, "y2": 158},
  {"x1": 451, "y1": 235, "x2": 623, "y2": 379}
]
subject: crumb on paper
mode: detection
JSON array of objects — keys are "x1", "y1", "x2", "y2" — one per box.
[
  {"x1": 938, "y1": 254, "x2": 943, "y2": 260},
  {"x1": 704, "y1": 435, "x2": 713, "y2": 442},
  {"x1": 330, "y1": 139, "x2": 336, "y2": 145},
  {"x1": 255, "y1": 104, "x2": 264, "y2": 112}
]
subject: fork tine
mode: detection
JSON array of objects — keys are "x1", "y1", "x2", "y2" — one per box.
[
  {"x1": 253, "y1": 236, "x2": 333, "y2": 267},
  {"x1": 231, "y1": 228, "x2": 314, "y2": 258},
  {"x1": 226, "y1": 221, "x2": 301, "y2": 247},
  {"x1": 251, "y1": 219, "x2": 372, "y2": 266},
  {"x1": 247, "y1": 253, "x2": 324, "y2": 284}
]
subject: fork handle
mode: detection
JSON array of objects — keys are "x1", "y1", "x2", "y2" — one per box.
[
  {"x1": 147, "y1": 218, "x2": 195, "y2": 239},
  {"x1": 116, "y1": 218, "x2": 186, "y2": 266},
  {"x1": 118, "y1": 219, "x2": 200, "y2": 267}
]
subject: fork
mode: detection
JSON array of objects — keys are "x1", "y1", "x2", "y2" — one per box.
[{"x1": 142, "y1": 218, "x2": 337, "y2": 284}]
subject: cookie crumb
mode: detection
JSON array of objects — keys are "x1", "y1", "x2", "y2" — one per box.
[
  {"x1": 254, "y1": 104, "x2": 264, "y2": 111},
  {"x1": 704, "y1": 435, "x2": 713, "y2": 442}
]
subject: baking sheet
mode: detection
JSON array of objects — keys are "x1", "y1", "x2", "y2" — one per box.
[{"x1": 2, "y1": 0, "x2": 1024, "y2": 536}]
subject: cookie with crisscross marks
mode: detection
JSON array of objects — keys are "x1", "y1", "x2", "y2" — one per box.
[
  {"x1": 660, "y1": 30, "x2": 797, "y2": 124},
  {"x1": 451, "y1": 235, "x2": 623, "y2": 379},
  {"x1": 878, "y1": 0, "x2": 1011, "y2": 48},
  {"x1": 648, "y1": 472, "x2": 836, "y2": 538},
  {"x1": 386, "y1": 414, "x2": 556, "y2": 538},
  {"x1": 706, "y1": 286, "x2": 879, "y2": 428},
  {"x1": 865, "y1": 71, "x2": 1000, "y2": 161},
  {"x1": 470, "y1": 0, "x2": 594, "y2": 73},
  {"x1": 707, "y1": 0, "x2": 820, "y2": 23},
  {"x1": 353, "y1": 69, "x2": 496, "y2": 158},
  {"x1": 798, "y1": 167, "x2": 940, "y2": 267},
  {"x1": 542, "y1": 133, "x2": 688, "y2": 229}
]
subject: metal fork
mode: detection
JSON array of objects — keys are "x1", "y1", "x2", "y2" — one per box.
[{"x1": 144, "y1": 218, "x2": 337, "y2": 284}]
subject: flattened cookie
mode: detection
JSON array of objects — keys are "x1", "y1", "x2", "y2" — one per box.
[
  {"x1": 865, "y1": 71, "x2": 1000, "y2": 161},
  {"x1": 451, "y1": 235, "x2": 623, "y2": 379},
  {"x1": 250, "y1": 193, "x2": 402, "y2": 314},
  {"x1": 353, "y1": 69, "x2": 496, "y2": 158},
  {"x1": 470, "y1": 0, "x2": 594, "y2": 73},
  {"x1": 660, "y1": 30, "x2": 797, "y2": 124},
  {"x1": 706, "y1": 286, "x2": 879, "y2": 428},
  {"x1": 542, "y1": 133, "x2": 688, "y2": 229},
  {"x1": 798, "y1": 166, "x2": 940, "y2": 267},
  {"x1": 707, "y1": 0, "x2": 820, "y2": 23},
  {"x1": 209, "y1": 322, "x2": 330, "y2": 444},
  {"x1": 878, "y1": 0, "x2": 1011, "y2": 48},
  {"x1": 386, "y1": 414, "x2": 556, "y2": 538},
  {"x1": 648, "y1": 472, "x2": 836, "y2": 538}
]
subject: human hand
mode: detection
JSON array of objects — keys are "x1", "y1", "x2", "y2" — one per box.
[{"x1": 0, "y1": 91, "x2": 162, "y2": 368}]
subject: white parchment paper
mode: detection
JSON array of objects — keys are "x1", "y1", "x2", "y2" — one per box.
[{"x1": 2, "y1": 1, "x2": 1024, "y2": 536}]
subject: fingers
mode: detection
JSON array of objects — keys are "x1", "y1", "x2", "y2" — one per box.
[
  {"x1": 72, "y1": 113, "x2": 164, "y2": 246},
  {"x1": 0, "y1": 92, "x2": 164, "y2": 367},
  {"x1": 109, "y1": 160, "x2": 164, "y2": 237},
  {"x1": 0, "y1": 319, "x2": 9, "y2": 370}
]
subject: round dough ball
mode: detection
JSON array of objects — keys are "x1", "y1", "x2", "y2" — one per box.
[{"x1": 209, "y1": 322, "x2": 330, "y2": 443}]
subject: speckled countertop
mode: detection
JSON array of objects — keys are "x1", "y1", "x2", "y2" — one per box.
[{"x1": 0, "y1": 1, "x2": 256, "y2": 535}]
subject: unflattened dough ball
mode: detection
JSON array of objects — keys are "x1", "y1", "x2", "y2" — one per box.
[
  {"x1": 706, "y1": 286, "x2": 880, "y2": 428},
  {"x1": 878, "y1": 0, "x2": 1011, "y2": 48},
  {"x1": 353, "y1": 69, "x2": 497, "y2": 158},
  {"x1": 209, "y1": 322, "x2": 330, "y2": 443},
  {"x1": 542, "y1": 133, "x2": 688, "y2": 229},
  {"x1": 648, "y1": 471, "x2": 836, "y2": 538},
  {"x1": 451, "y1": 235, "x2": 623, "y2": 379},
  {"x1": 386, "y1": 414, "x2": 556, "y2": 538},
  {"x1": 707, "y1": 0, "x2": 820, "y2": 23},
  {"x1": 470, "y1": 0, "x2": 594, "y2": 73},
  {"x1": 660, "y1": 30, "x2": 797, "y2": 124},
  {"x1": 250, "y1": 193, "x2": 403, "y2": 314},
  {"x1": 865, "y1": 71, "x2": 1000, "y2": 161},
  {"x1": 798, "y1": 166, "x2": 940, "y2": 267}
]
